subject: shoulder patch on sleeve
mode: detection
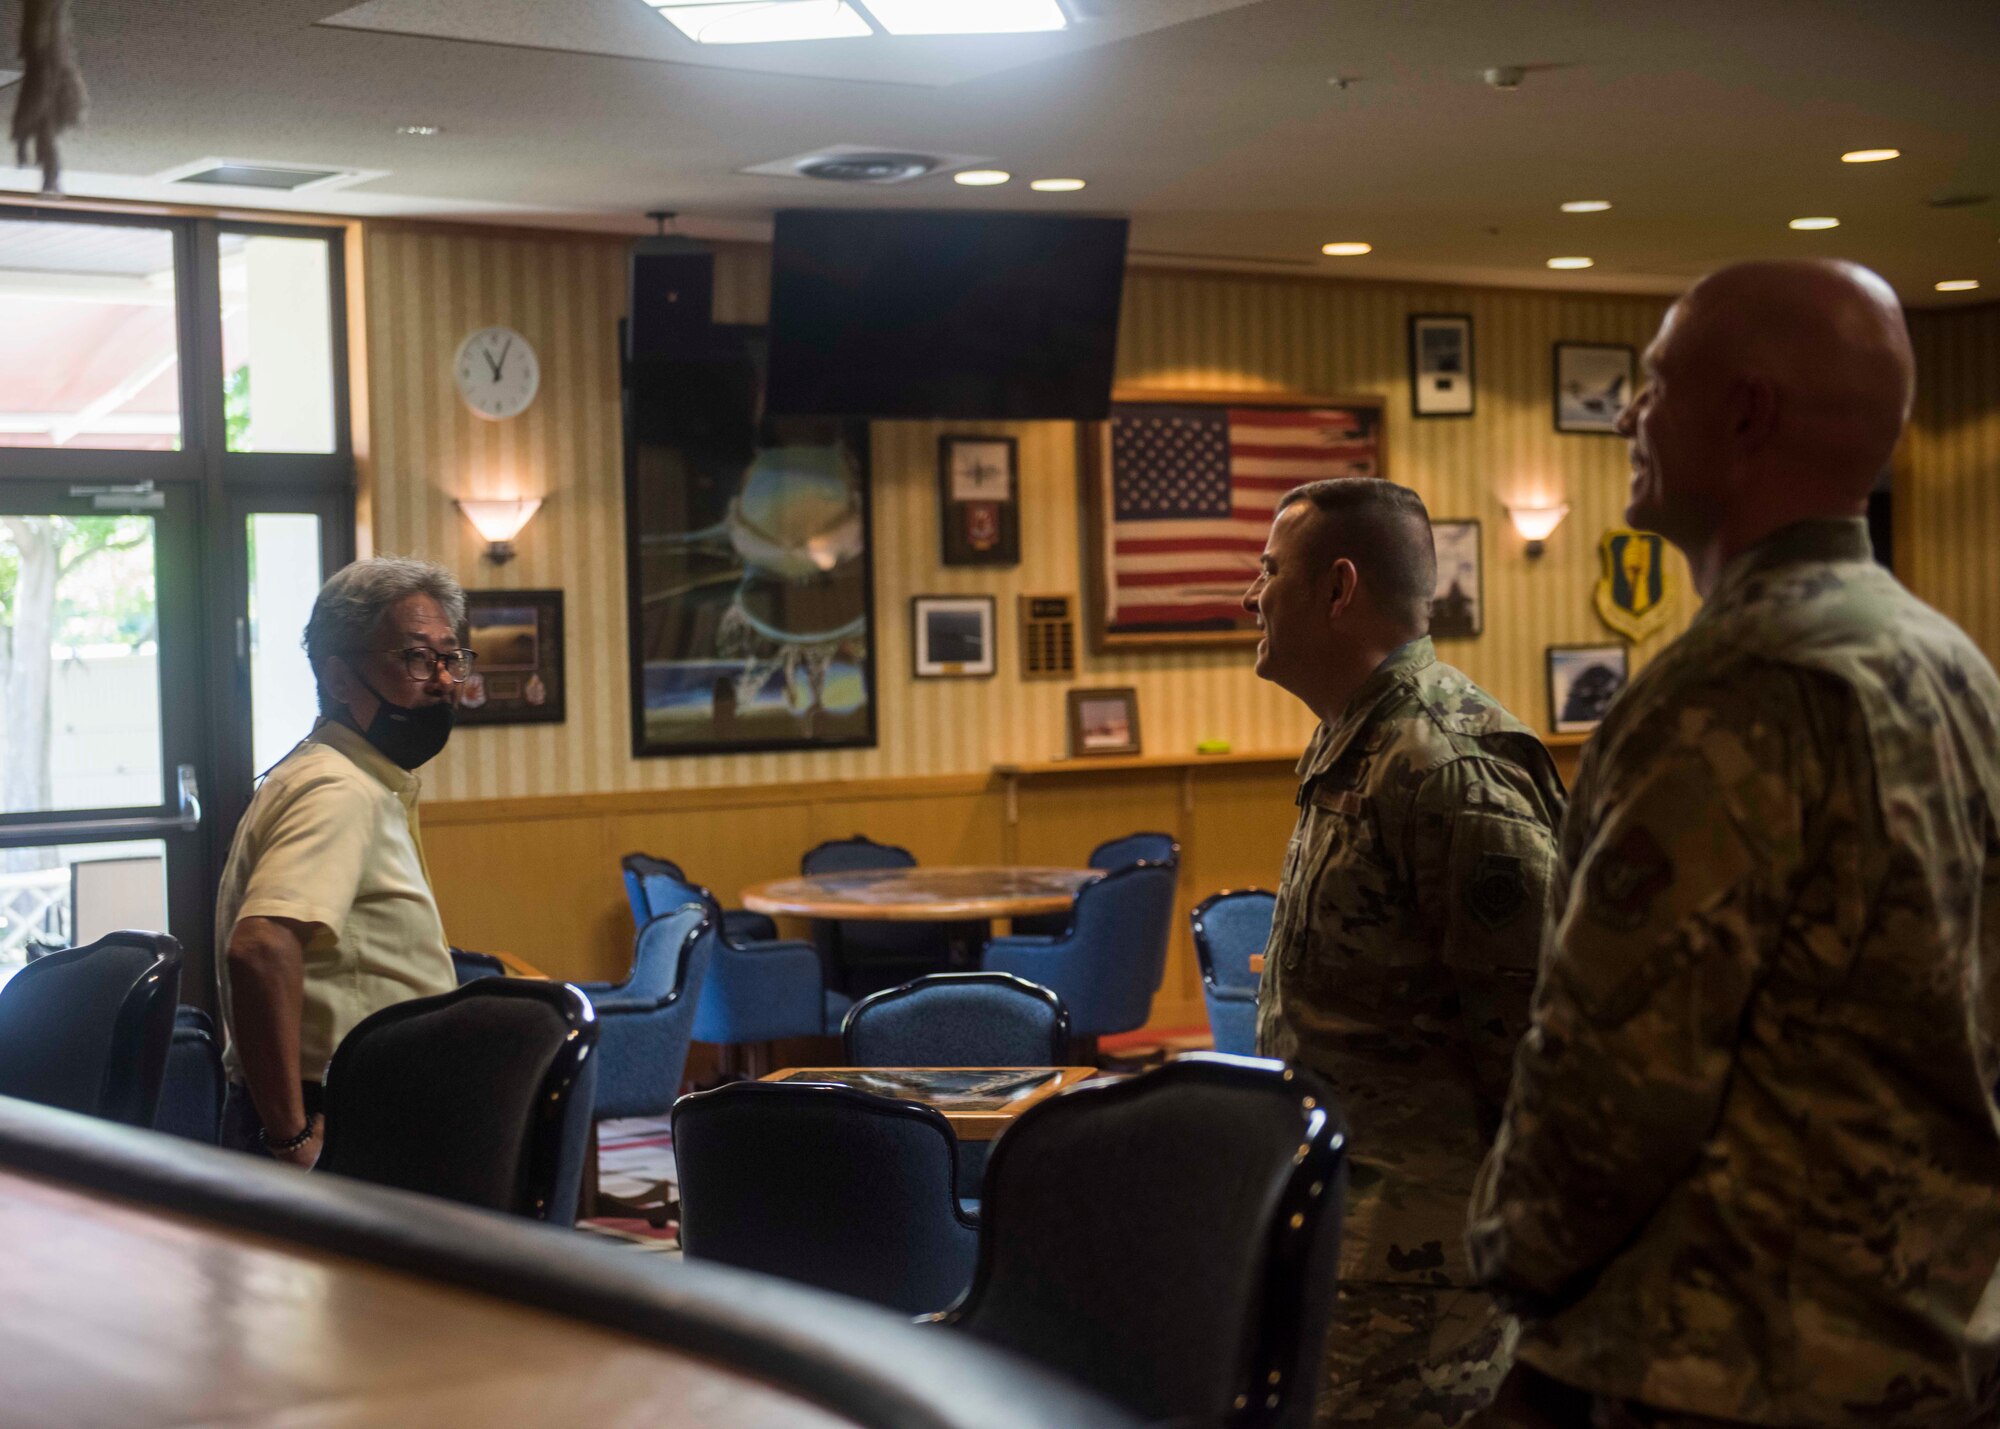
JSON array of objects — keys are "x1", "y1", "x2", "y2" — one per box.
[
  {"x1": 1584, "y1": 825, "x2": 1675, "y2": 932},
  {"x1": 1463, "y1": 851, "x2": 1529, "y2": 930}
]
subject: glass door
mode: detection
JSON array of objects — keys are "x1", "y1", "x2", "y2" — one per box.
[{"x1": 0, "y1": 480, "x2": 207, "y2": 981}]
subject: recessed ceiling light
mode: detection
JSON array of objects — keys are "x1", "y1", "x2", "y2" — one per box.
[
  {"x1": 1546, "y1": 256, "x2": 1594, "y2": 269},
  {"x1": 1841, "y1": 148, "x2": 1901, "y2": 163},
  {"x1": 1321, "y1": 242, "x2": 1372, "y2": 256},
  {"x1": 650, "y1": 1, "x2": 872, "y2": 45},
  {"x1": 1936, "y1": 279, "x2": 1981, "y2": 292},
  {"x1": 861, "y1": 0, "x2": 1067, "y2": 34},
  {"x1": 954, "y1": 169, "x2": 1012, "y2": 186},
  {"x1": 395, "y1": 124, "x2": 441, "y2": 137},
  {"x1": 1789, "y1": 216, "x2": 1840, "y2": 230},
  {"x1": 1560, "y1": 200, "x2": 1611, "y2": 213},
  {"x1": 1030, "y1": 177, "x2": 1086, "y2": 192}
]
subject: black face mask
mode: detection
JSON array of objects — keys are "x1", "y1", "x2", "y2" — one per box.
[{"x1": 348, "y1": 672, "x2": 455, "y2": 770}]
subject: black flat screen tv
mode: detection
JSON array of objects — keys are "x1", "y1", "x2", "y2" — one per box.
[{"x1": 765, "y1": 210, "x2": 1129, "y2": 420}]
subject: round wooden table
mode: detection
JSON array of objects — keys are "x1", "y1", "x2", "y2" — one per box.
[{"x1": 740, "y1": 866, "x2": 1100, "y2": 923}]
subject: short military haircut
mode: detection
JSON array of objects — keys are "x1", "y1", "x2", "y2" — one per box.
[{"x1": 1275, "y1": 478, "x2": 1436, "y2": 626}]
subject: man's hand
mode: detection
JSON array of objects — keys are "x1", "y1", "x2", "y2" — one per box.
[{"x1": 269, "y1": 1118, "x2": 324, "y2": 1171}]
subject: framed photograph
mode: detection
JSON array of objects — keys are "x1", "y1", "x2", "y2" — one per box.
[
  {"x1": 911, "y1": 595, "x2": 996, "y2": 678},
  {"x1": 1067, "y1": 686, "x2": 1143, "y2": 757},
  {"x1": 624, "y1": 324, "x2": 877, "y2": 757},
  {"x1": 1547, "y1": 643, "x2": 1629, "y2": 734},
  {"x1": 938, "y1": 435, "x2": 1020, "y2": 566},
  {"x1": 1430, "y1": 520, "x2": 1482, "y2": 638},
  {"x1": 1409, "y1": 313, "x2": 1474, "y2": 417},
  {"x1": 1083, "y1": 387, "x2": 1387, "y2": 650},
  {"x1": 1554, "y1": 342, "x2": 1637, "y2": 434},
  {"x1": 456, "y1": 589, "x2": 565, "y2": 726}
]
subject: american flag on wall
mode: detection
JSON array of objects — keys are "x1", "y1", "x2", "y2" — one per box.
[{"x1": 1102, "y1": 402, "x2": 1383, "y2": 631}]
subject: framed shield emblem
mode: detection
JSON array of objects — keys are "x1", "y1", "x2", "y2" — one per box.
[{"x1": 1594, "y1": 529, "x2": 1674, "y2": 641}]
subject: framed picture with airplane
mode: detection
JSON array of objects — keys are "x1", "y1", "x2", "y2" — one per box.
[{"x1": 1553, "y1": 342, "x2": 1636, "y2": 434}]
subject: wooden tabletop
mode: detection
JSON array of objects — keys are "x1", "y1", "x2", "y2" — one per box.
[
  {"x1": 0, "y1": 1168, "x2": 853, "y2": 1427},
  {"x1": 741, "y1": 867, "x2": 1099, "y2": 922},
  {"x1": 762, "y1": 1067, "x2": 1099, "y2": 1141}
]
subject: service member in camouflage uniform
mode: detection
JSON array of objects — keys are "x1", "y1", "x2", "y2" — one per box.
[
  {"x1": 1243, "y1": 478, "x2": 1566, "y2": 1427},
  {"x1": 1469, "y1": 259, "x2": 2000, "y2": 1428}
]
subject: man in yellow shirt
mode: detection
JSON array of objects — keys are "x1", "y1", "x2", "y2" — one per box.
[{"x1": 215, "y1": 557, "x2": 471, "y2": 1167}]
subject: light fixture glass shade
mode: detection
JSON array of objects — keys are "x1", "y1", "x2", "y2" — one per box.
[
  {"x1": 1560, "y1": 200, "x2": 1611, "y2": 212},
  {"x1": 1546, "y1": 256, "x2": 1594, "y2": 270},
  {"x1": 1321, "y1": 241, "x2": 1372, "y2": 256},
  {"x1": 860, "y1": 0, "x2": 1067, "y2": 33},
  {"x1": 1507, "y1": 502, "x2": 1570, "y2": 543},
  {"x1": 1936, "y1": 279, "x2": 1981, "y2": 292},
  {"x1": 457, "y1": 497, "x2": 542, "y2": 544},
  {"x1": 651, "y1": 0, "x2": 872, "y2": 44},
  {"x1": 1840, "y1": 148, "x2": 1900, "y2": 163},
  {"x1": 1789, "y1": 216, "x2": 1840, "y2": 230}
]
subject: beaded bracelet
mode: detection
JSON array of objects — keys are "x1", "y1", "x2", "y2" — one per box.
[{"x1": 259, "y1": 1113, "x2": 319, "y2": 1154}]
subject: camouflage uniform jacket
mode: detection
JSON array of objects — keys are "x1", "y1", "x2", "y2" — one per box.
[
  {"x1": 1468, "y1": 519, "x2": 2000, "y2": 1427},
  {"x1": 1256, "y1": 636, "x2": 1565, "y2": 1287}
]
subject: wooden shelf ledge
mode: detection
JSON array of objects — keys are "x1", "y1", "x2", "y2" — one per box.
[{"x1": 992, "y1": 750, "x2": 1302, "y2": 778}]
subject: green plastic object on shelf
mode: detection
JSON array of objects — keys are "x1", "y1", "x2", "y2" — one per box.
[{"x1": 1196, "y1": 739, "x2": 1233, "y2": 755}]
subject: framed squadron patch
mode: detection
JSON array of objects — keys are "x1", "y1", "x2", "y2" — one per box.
[{"x1": 1594, "y1": 529, "x2": 1675, "y2": 641}]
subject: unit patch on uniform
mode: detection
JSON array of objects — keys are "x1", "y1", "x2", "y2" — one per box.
[
  {"x1": 1585, "y1": 824, "x2": 1674, "y2": 931},
  {"x1": 1463, "y1": 852, "x2": 1529, "y2": 930},
  {"x1": 1594, "y1": 528, "x2": 1676, "y2": 641}
]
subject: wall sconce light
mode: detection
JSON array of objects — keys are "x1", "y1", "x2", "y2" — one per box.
[
  {"x1": 456, "y1": 497, "x2": 542, "y2": 564},
  {"x1": 1506, "y1": 502, "x2": 1569, "y2": 558}
]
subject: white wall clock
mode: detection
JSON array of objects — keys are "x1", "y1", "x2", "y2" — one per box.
[{"x1": 454, "y1": 326, "x2": 540, "y2": 420}]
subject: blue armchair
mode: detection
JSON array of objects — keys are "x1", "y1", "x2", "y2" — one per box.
[
  {"x1": 573, "y1": 904, "x2": 716, "y2": 1121},
  {"x1": 1189, "y1": 888, "x2": 1274, "y2": 1056},
  {"x1": 1012, "y1": 831, "x2": 1180, "y2": 937},
  {"x1": 981, "y1": 862, "x2": 1178, "y2": 1039},
  {"x1": 622, "y1": 852, "x2": 777, "y2": 946}
]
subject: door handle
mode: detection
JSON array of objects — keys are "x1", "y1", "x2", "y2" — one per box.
[
  {"x1": 175, "y1": 763, "x2": 202, "y2": 832},
  {"x1": 0, "y1": 765, "x2": 205, "y2": 849}
]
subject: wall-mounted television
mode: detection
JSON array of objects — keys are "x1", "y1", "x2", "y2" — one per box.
[{"x1": 765, "y1": 210, "x2": 1129, "y2": 421}]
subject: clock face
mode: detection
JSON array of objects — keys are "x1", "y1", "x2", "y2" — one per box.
[{"x1": 454, "y1": 326, "x2": 540, "y2": 420}]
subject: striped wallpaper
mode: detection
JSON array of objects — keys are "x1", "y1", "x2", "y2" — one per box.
[
  {"x1": 360, "y1": 224, "x2": 1688, "y2": 802},
  {"x1": 1905, "y1": 302, "x2": 2000, "y2": 661}
]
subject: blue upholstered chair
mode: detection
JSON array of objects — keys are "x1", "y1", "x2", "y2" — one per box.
[
  {"x1": 153, "y1": 1005, "x2": 225, "y2": 1144},
  {"x1": 573, "y1": 904, "x2": 716, "y2": 1122},
  {"x1": 0, "y1": 931, "x2": 181, "y2": 1128},
  {"x1": 318, "y1": 978, "x2": 599, "y2": 1223},
  {"x1": 843, "y1": 974, "x2": 1068, "y2": 1068},
  {"x1": 981, "y1": 862, "x2": 1178, "y2": 1039},
  {"x1": 617, "y1": 860, "x2": 849, "y2": 1047},
  {"x1": 1012, "y1": 832, "x2": 1180, "y2": 936},
  {"x1": 800, "y1": 835, "x2": 953, "y2": 998},
  {"x1": 938, "y1": 1055, "x2": 1348, "y2": 1429},
  {"x1": 449, "y1": 948, "x2": 507, "y2": 984},
  {"x1": 1189, "y1": 889, "x2": 1275, "y2": 1057},
  {"x1": 622, "y1": 852, "x2": 777, "y2": 946},
  {"x1": 673, "y1": 1079, "x2": 978, "y2": 1314}
]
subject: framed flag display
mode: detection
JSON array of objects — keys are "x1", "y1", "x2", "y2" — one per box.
[{"x1": 1083, "y1": 388, "x2": 1387, "y2": 649}]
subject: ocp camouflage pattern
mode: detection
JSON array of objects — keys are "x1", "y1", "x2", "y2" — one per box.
[{"x1": 1470, "y1": 519, "x2": 2000, "y2": 1427}]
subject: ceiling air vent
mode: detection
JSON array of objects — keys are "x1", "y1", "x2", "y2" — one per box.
[
  {"x1": 154, "y1": 158, "x2": 387, "y2": 194},
  {"x1": 740, "y1": 143, "x2": 994, "y2": 186}
]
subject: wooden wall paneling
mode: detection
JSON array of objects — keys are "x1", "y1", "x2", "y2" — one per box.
[
  {"x1": 805, "y1": 790, "x2": 1009, "y2": 869},
  {"x1": 423, "y1": 813, "x2": 622, "y2": 983},
  {"x1": 602, "y1": 800, "x2": 819, "y2": 932}
]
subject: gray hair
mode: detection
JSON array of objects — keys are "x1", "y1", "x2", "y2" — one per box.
[
  {"x1": 1275, "y1": 478, "x2": 1437, "y2": 626},
  {"x1": 304, "y1": 557, "x2": 466, "y2": 715}
]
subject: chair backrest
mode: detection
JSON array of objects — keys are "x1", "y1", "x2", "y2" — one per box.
[
  {"x1": 843, "y1": 973, "x2": 1068, "y2": 1067},
  {"x1": 0, "y1": 931, "x2": 181, "y2": 1127},
  {"x1": 946, "y1": 1055, "x2": 1347, "y2": 1428},
  {"x1": 153, "y1": 1005, "x2": 225, "y2": 1144},
  {"x1": 449, "y1": 948, "x2": 508, "y2": 984},
  {"x1": 1088, "y1": 831, "x2": 1179, "y2": 872},
  {"x1": 673, "y1": 1080, "x2": 978, "y2": 1314},
  {"x1": 1062, "y1": 861, "x2": 1179, "y2": 1032},
  {"x1": 621, "y1": 852, "x2": 699, "y2": 927},
  {"x1": 800, "y1": 835, "x2": 918, "y2": 875},
  {"x1": 1191, "y1": 889, "x2": 1277, "y2": 992},
  {"x1": 318, "y1": 979, "x2": 598, "y2": 1222},
  {"x1": 591, "y1": 905, "x2": 717, "y2": 1121}
]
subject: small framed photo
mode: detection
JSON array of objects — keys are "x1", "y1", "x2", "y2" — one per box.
[
  {"x1": 938, "y1": 435, "x2": 1020, "y2": 566},
  {"x1": 1410, "y1": 313, "x2": 1474, "y2": 417},
  {"x1": 1547, "y1": 643, "x2": 1629, "y2": 734},
  {"x1": 1067, "y1": 686, "x2": 1142, "y2": 757},
  {"x1": 1430, "y1": 519, "x2": 1482, "y2": 638},
  {"x1": 1554, "y1": 342, "x2": 1637, "y2": 434},
  {"x1": 458, "y1": 589, "x2": 565, "y2": 726},
  {"x1": 911, "y1": 595, "x2": 997, "y2": 678}
]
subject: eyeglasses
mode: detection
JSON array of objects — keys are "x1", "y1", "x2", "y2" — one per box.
[{"x1": 363, "y1": 646, "x2": 479, "y2": 683}]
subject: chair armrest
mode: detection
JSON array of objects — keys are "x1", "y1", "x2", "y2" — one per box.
[
  {"x1": 694, "y1": 938, "x2": 827, "y2": 1044},
  {"x1": 980, "y1": 935, "x2": 1062, "y2": 978},
  {"x1": 1202, "y1": 982, "x2": 1258, "y2": 1004}
]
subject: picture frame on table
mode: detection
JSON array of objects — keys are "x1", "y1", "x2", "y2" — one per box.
[
  {"x1": 911, "y1": 595, "x2": 997, "y2": 678},
  {"x1": 1082, "y1": 387, "x2": 1387, "y2": 650},
  {"x1": 1547, "y1": 643, "x2": 1629, "y2": 734},
  {"x1": 1554, "y1": 342, "x2": 1637, "y2": 434},
  {"x1": 1430, "y1": 519, "x2": 1482, "y2": 638},
  {"x1": 1409, "y1": 313, "x2": 1475, "y2": 417},
  {"x1": 938, "y1": 435, "x2": 1020, "y2": 566},
  {"x1": 457, "y1": 588, "x2": 566, "y2": 726},
  {"x1": 1066, "y1": 686, "x2": 1143, "y2": 757}
]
